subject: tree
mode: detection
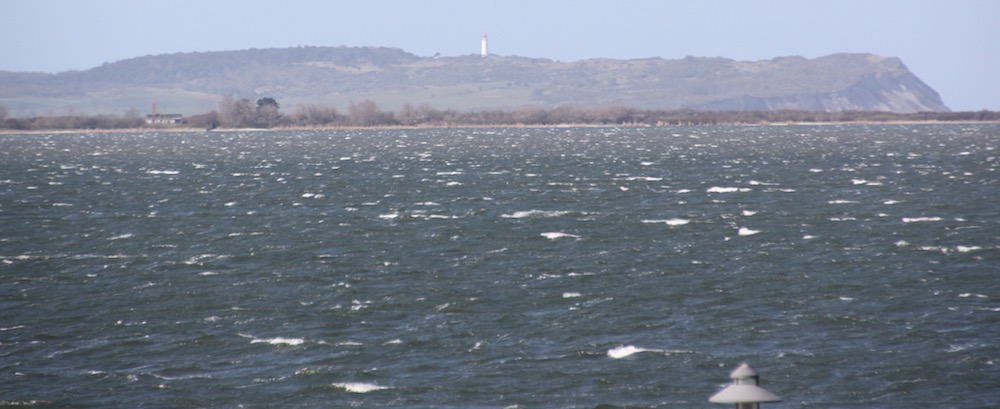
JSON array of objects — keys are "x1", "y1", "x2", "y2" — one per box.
[
  {"x1": 290, "y1": 104, "x2": 343, "y2": 126},
  {"x1": 255, "y1": 97, "x2": 283, "y2": 128},
  {"x1": 348, "y1": 99, "x2": 393, "y2": 126},
  {"x1": 218, "y1": 95, "x2": 256, "y2": 128}
]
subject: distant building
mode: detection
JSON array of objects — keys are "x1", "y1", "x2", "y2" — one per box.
[
  {"x1": 481, "y1": 34, "x2": 488, "y2": 57},
  {"x1": 145, "y1": 113, "x2": 185, "y2": 125},
  {"x1": 144, "y1": 102, "x2": 185, "y2": 124}
]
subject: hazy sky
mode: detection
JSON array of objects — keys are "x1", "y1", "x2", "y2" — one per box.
[{"x1": 3, "y1": 0, "x2": 997, "y2": 111}]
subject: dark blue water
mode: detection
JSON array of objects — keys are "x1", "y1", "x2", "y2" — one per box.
[{"x1": 1, "y1": 125, "x2": 998, "y2": 408}]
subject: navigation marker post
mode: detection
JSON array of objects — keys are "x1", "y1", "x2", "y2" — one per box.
[{"x1": 708, "y1": 363, "x2": 782, "y2": 409}]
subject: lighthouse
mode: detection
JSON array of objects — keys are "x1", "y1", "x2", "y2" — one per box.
[{"x1": 481, "y1": 34, "x2": 488, "y2": 57}]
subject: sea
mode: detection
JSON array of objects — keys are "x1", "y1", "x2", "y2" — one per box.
[{"x1": 1, "y1": 124, "x2": 997, "y2": 408}]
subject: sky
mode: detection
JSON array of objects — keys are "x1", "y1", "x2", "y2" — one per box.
[{"x1": 2, "y1": 0, "x2": 997, "y2": 111}]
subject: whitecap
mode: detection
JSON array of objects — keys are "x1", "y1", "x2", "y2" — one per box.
[
  {"x1": 828, "y1": 200, "x2": 859, "y2": 204},
  {"x1": 607, "y1": 345, "x2": 647, "y2": 359},
  {"x1": 251, "y1": 337, "x2": 305, "y2": 346},
  {"x1": 331, "y1": 382, "x2": 390, "y2": 393},
  {"x1": 706, "y1": 186, "x2": 750, "y2": 193},
  {"x1": 541, "y1": 232, "x2": 580, "y2": 240},
  {"x1": 741, "y1": 210, "x2": 758, "y2": 216},
  {"x1": 903, "y1": 217, "x2": 943, "y2": 223},
  {"x1": 737, "y1": 227, "x2": 761, "y2": 236},
  {"x1": 562, "y1": 292, "x2": 582, "y2": 298},
  {"x1": 107, "y1": 233, "x2": 134, "y2": 241},
  {"x1": 146, "y1": 170, "x2": 179, "y2": 175},
  {"x1": 641, "y1": 218, "x2": 690, "y2": 226},
  {"x1": 502, "y1": 210, "x2": 571, "y2": 219},
  {"x1": 607, "y1": 345, "x2": 692, "y2": 359},
  {"x1": 956, "y1": 246, "x2": 982, "y2": 253}
]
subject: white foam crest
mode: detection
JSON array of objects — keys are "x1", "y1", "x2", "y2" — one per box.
[
  {"x1": 250, "y1": 337, "x2": 305, "y2": 346},
  {"x1": 145, "y1": 170, "x2": 179, "y2": 175},
  {"x1": 903, "y1": 217, "x2": 943, "y2": 223},
  {"x1": 737, "y1": 227, "x2": 761, "y2": 236},
  {"x1": 331, "y1": 382, "x2": 390, "y2": 393},
  {"x1": 502, "y1": 210, "x2": 572, "y2": 219},
  {"x1": 541, "y1": 232, "x2": 580, "y2": 240},
  {"x1": 608, "y1": 345, "x2": 647, "y2": 359},
  {"x1": 562, "y1": 292, "x2": 582, "y2": 298},
  {"x1": 607, "y1": 345, "x2": 693, "y2": 359},
  {"x1": 641, "y1": 218, "x2": 690, "y2": 226},
  {"x1": 107, "y1": 233, "x2": 134, "y2": 241},
  {"x1": 828, "y1": 200, "x2": 860, "y2": 204},
  {"x1": 706, "y1": 186, "x2": 751, "y2": 193}
]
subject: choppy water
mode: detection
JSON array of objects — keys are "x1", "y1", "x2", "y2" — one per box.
[{"x1": 1, "y1": 125, "x2": 998, "y2": 408}]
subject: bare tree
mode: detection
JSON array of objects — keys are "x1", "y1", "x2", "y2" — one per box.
[
  {"x1": 348, "y1": 99, "x2": 393, "y2": 126},
  {"x1": 218, "y1": 95, "x2": 256, "y2": 128}
]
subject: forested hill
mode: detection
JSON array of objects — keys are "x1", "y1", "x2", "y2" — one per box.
[{"x1": 0, "y1": 46, "x2": 949, "y2": 115}]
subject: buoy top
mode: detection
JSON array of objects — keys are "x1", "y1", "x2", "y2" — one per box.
[
  {"x1": 709, "y1": 384, "x2": 782, "y2": 403},
  {"x1": 730, "y1": 363, "x2": 758, "y2": 380},
  {"x1": 709, "y1": 363, "x2": 781, "y2": 404}
]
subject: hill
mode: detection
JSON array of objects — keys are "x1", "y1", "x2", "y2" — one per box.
[{"x1": 0, "y1": 46, "x2": 949, "y2": 116}]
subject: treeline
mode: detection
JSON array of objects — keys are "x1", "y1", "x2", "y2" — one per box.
[
  {"x1": 0, "y1": 106, "x2": 147, "y2": 130},
  {"x1": 205, "y1": 98, "x2": 1000, "y2": 128},
  {"x1": 2, "y1": 99, "x2": 999, "y2": 131}
]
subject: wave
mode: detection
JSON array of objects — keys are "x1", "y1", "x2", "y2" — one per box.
[
  {"x1": 250, "y1": 337, "x2": 305, "y2": 346},
  {"x1": 607, "y1": 345, "x2": 694, "y2": 359},
  {"x1": 502, "y1": 210, "x2": 573, "y2": 219},
  {"x1": 902, "y1": 217, "x2": 943, "y2": 223},
  {"x1": 331, "y1": 382, "x2": 390, "y2": 393},
  {"x1": 541, "y1": 232, "x2": 580, "y2": 240},
  {"x1": 641, "y1": 218, "x2": 690, "y2": 226},
  {"x1": 706, "y1": 186, "x2": 751, "y2": 193}
]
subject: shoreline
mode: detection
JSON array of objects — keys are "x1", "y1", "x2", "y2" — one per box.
[{"x1": 3, "y1": 120, "x2": 999, "y2": 134}]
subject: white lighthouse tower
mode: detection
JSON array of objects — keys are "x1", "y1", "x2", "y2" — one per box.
[{"x1": 481, "y1": 34, "x2": 488, "y2": 57}]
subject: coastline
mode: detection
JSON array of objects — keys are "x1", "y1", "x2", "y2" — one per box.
[{"x1": 3, "y1": 119, "x2": 999, "y2": 135}]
